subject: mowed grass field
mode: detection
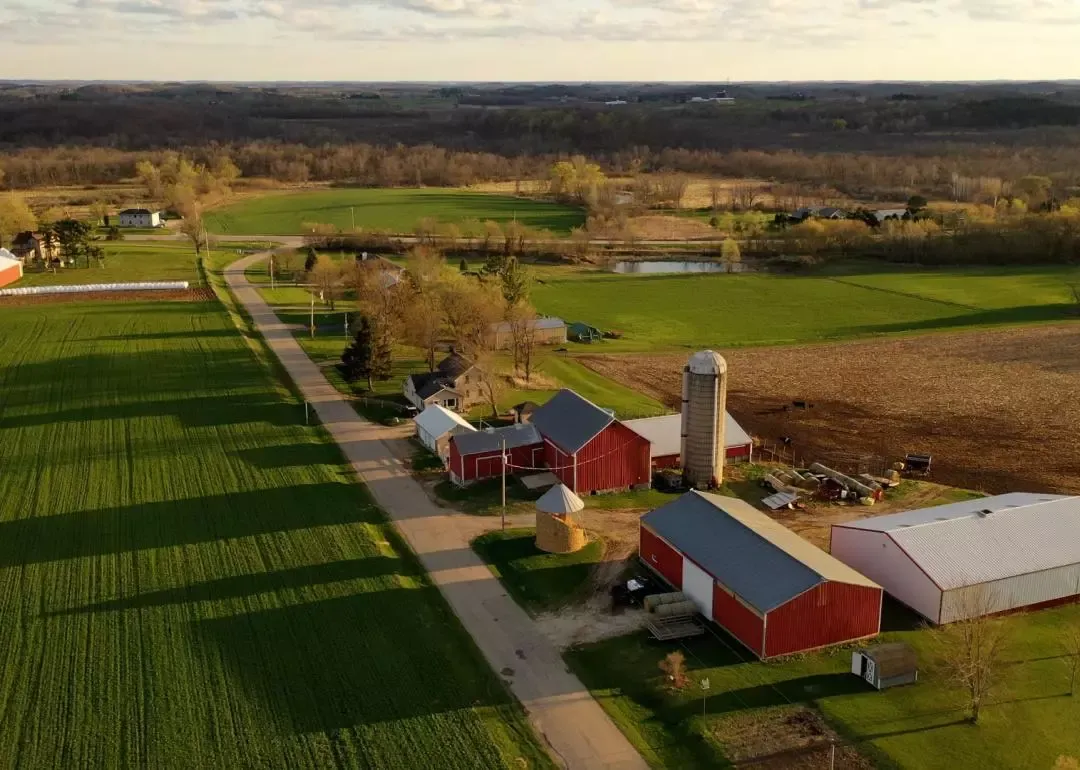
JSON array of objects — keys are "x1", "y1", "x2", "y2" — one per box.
[
  {"x1": 206, "y1": 188, "x2": 585, "y2": 236},
  {"x1": 569, "y1": 603, "x2": 1080, "y2": 769},
  {"x1": 0, "y1": 300, "x2": 550, "y2": 768},
  {"x1": 531, "y1": 265, "x2": 1080, "y2": 352}
]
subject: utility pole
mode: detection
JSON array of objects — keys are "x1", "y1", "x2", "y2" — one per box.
[
  {"x1": 310, "y1": 293, "x2": 315, "y2": 339},
  {"x1": 270, "y1": 252, "x2": 275, "y2": 290},
  {"x1": 351, "y1": 206, "x2": 355, "y2": 231},
  {"x1": 344, "y1": 312, "x2": 349, "y2": 338},
  {"x1": 501, "y1": 439, "x2": 507, "y2": 531}
]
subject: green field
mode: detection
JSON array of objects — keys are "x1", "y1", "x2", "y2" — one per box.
[
  {"x1": 206, "y1": 189, "x2": 585, "y2": 236},
  {"x1": 11, "y1": 242, "x2": 202, "y2": 287},
  {"x1": 569, "y1": 604, "x2": 1080, "y2": 769},
  {"x1": 532, "y1": 265, "x2": 1080, "y2": 352},
  {"x1": 472, "y1": 529, "x2": 605, "y2": 613},
  {"x1": 0, "y1": 299, "x2": 549, "y2": 768}
]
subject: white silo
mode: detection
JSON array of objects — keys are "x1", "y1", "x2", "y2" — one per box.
[{"x1": 680, "y1": 350, "x2": 728, "y2": 489}]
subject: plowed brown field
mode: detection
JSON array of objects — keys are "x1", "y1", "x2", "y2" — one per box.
[{"x1": 580, "y1": 324, "x2": 1080, "y2": 495}]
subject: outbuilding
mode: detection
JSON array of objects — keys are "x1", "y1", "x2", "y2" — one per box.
[
  {"x1": 448, "y1": 424, "x2": 544, "y2": 486},
  {"x1": 851, "y1": 643, "x2": 918, "y2": 690},
  {"x1": 118, "y1": 209, "x2": 162, "y2": 228},
  {"x1": 568, "y1": 322, "x2": 603, "y2": 343},
  {"x1": 489, "y1": 317, "x2": 567, "y2": 350},
  {"x1": 413, "y1": 404, "x2": 476, "y2": 464},
  {"x1": 640, "y1": 491, "x2": 882, "y2": 659},
  {"x1": 0, "y1": 249, "x2": 23, "y2": 288},
  {"x1": 624, "y1": 412, "x2": 753, "y2": 469},
  {"x1": 530, "y1": 389, "x2": 651, "y2": 495},
  {"x1": 831, "y1": 493, "x2": 1080, "y2": 624}
]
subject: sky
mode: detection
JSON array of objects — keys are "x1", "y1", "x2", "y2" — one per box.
[{"x1": 1, "y1": 0, "x2": 1078, "y2": 82}]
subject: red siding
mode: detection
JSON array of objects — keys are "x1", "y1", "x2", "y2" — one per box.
[
  {"x1": 763, "y1": 582, "x2": 882, "y2": 659},
  {"x1": 712, "y1": 583, "x2": 765, "y2": 656},
  {"x1": 449, "y1": 441, "x2": 543, "y2": 483},
  {"x1": 573, "y1": 421, "x2": 651, "y2": 495},
  {"x1": 0, "y1": 263, "x2": 21, "y2": 289},
  {"x1": 639, "y1": 526, "x2": 683, "y2": 589},
  {"x1": 726, "y1": 444, "x2": 752, "y2": 461},
  {"x1": 652, "y1": 454, "x2": 680, "y2": 470}
]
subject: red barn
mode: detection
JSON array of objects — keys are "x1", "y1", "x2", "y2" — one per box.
[
  {"x1": 624, "y1": 413, "x2": 753, "y2": 470},
  {"x1": 640, "y1": 491, "x2": 882, "y2": 659},
  {"x1": 0, "y1": 251, "x2": 23, "y2": 289},
  {"x1": 530, "y1": 390, "x2": 651, "y2": 495},
  {"x1": 448, "y1": 424, "x2": 543, "y2": 486}
]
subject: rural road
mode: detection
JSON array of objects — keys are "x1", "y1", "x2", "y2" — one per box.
[{"x1": 224, "y1": 252, "x2": 648, "y2": 770}]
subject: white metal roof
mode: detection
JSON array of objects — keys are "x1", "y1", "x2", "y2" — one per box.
[
  {"x1": 413, "y1": 404, "x2": 475, "y2": 439},
  {"x1": 536, "y1": 483, "x2": 585, "y2": 515},
  {"x1": 836, "y1": 493, "x2": 1080, "y2": 590},
  {"x1": 624, "y1": 412, "x2": 752, "y2": 458},
  {"x1": 0, "y1": 249, "x2": 20, "y2": 269}
]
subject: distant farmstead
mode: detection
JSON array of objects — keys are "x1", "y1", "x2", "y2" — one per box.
[
  {"x1": 488, "y1": 317, "x2": 567, "y2": 350},
  {"x1": 118, "y1": 209, "x2": 163, "y2": 228},
  {"x1": 641, "y1": 491, "x2": 882, "y2": 658},
  {"x1": 10, "y1": 232, "x2": 60, "y2": 264},
  {"x1": 831, "y1": 493, "x2": 1080, "y2": 624}
]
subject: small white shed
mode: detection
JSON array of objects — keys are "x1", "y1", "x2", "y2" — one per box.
[{"x1": 414, "y1": 405, "x2": 476, "y2": 464}]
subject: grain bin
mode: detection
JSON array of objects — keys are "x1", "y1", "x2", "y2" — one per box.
[{"x1": 680, "y1": 351, "x2": 729, "y2": 489}]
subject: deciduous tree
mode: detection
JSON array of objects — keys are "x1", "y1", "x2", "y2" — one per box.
[
  {"x1": 931, "y1": 588, "x2": 1009, "y2": 724},
  {"x1": 0, "y1": 193, "x2": 36, "y2": 246},
  {"x1": 720, "y1": 238, "x2": 741, "y2": 273}
]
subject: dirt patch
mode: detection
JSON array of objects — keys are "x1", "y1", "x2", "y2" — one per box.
[
  {"x1": 712, "y1": 705, "x2": 874, "y2": 769},
  {"x1": 578, "y1": 324, "x2": 1080, "y2": 496},
  {"x1": 629, "y1": 215, "x2": 717, "y2": 241},
  {"x1": 0, "y1": 288, "x2": 215, "y2": 305}
]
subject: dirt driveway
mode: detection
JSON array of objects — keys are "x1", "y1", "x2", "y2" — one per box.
[{"x1": 579, "y1": 324, "x2": 1080, "y2": 496}]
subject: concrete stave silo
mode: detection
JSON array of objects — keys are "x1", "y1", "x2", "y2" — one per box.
[{"x1": 680, "y1": 350, "x2": 728, "y2": 490}]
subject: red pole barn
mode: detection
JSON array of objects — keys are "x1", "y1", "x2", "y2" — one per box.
[
  {"x1": 0, "y1": 251, "x2": 23, "y2": 289},
  {"x1": 640, "y1": 491, "x2": 882, "y2": 659},
  {"x1": 529, "y1": 390, "x2": 652, "y2": 495}
]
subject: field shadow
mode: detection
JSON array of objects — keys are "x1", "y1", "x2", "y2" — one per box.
[
  {"x1": 231, "y1": 441, "x2": 345, "y2": 470},
  {"x1": 668, "y1": 674, "x2": 872, "y2": 722},
  {"x1": 195, "y1": 587, "x2": 518, "y2": 732},
  {"x1": 51, "y1": 556, "x2": 405, "y2": 615},
  {"x1": 843, "y1": 303, "x2": 1074, "y2": 337},
  {"x1": 1, "y1": 396, "x2": 304, "y2": 431},
  {"x1": 0, "y1": 484, "x2": 375, "y2": 569}
]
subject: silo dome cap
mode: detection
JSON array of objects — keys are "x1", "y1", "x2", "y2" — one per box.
[{"x1": 687, "y1": 350, "x2": 728, "y2": 375}]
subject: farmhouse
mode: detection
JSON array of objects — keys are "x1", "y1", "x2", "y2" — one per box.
[
  {"x1": 403, "y1": 352, "x2": 485, "y2": 413},
  {"x1": 449, "y1": 424, "x2": 544, "y2": 486},
  {"x1": 624, "y1": 412, "x2": 752, "y2": 469},
  {"x1": 118, "y1": 209, "x2": 162, "y2": 228},
  {"x1": 831, "y1": 493, "x2": 1080, "y2": 624},
  {"x1": 530, "y1": 389, "x2": 652, "y2": 495},
  {"x1": 11, "y1": 232, "x2": 59, "y2": 264},
  {"x1": 792, "y1": 206, "x2": 847, "y2": 221},
  {"x1": 488, "y1": 317, "x2": 567, "y2": 350},
  {"x1": 0, "y1": 249, "x2": 23, "y2": 288},
  {"x1": 413, "y1": 405, "x2": 476, "y2": 464},
  {"x1": 641, "y1": 491, "x2": 882, "y2": 658}
]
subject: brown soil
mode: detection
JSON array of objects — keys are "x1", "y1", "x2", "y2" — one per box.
[
  {"x1": 0, "y1": 288, "x2": 215, "y2": 305},
  {"x1": 629, "y1": 215, "x2": 717, "y2": 240},
  {"x1": 712, "y1": 705, "x2": 874, "y2": 769},
  {"x1": 579, "y1": 324, "x2": 1080, "y2": 497}
]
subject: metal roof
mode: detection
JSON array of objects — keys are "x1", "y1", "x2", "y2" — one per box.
[
  {"x1": 642, "y1": 491, "x2": 879, "y2": 613},
  {"x1": 837, "y1": 493, "x2": 1080, "y2": 590},
  {"x1": 490, "y1": 317, "x2": 566, "y2": 334},
  {"x1": 624, "y1": 412, "x2": 752, "y2": 458},
  {"x1": 0, "y1": 249, "x2": 19, "y2": 269},
  {"x1": 408, "y1": 373, "x2": 459, "y2": 400},
  {"x1": 436, "y1": 352, "x2": 473, "y2": 378},
  {"x1": 530, "y1": 389, "x2": 614, "y2": 453},
  {"x1": 452, "y1": 423, "x2": 542, "y2": 455},
  {"x1": 413, "y1": 404, "x2": 475, "y2": 439},
  {"x1": 536, "y1": 483, "x2": 585, "y2": 515}
]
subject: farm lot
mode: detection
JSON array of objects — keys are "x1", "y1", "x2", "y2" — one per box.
[
  {"x1": 0, "y1": 300, "x2": 549, "y2": 768},
  {"x1": 206, "y1": 187, "x2": 585, "y2": 235},
  {"x1": 578, "y1": 323, "x2": 1080, "y2": 496}
]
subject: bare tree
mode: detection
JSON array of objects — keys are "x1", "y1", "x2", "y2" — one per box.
[
  {"x1": 311, "y1": 254, "x2": 342, "y2": 310},
  {"x1": 506, "y1": 302, "x2": 539, "y2": 382},
  {"x1": 931, "y1": 588, "x2": 1010, "y2": 724},
  {"x1": 1065, "y1": 622, "x2": 1080, "y2": 696},
  {"x1": 471, "y1": 350, "x2": 506, "y2": 420},
  {"x1": 708, "y1": 180, "x2": 724, "y2": 212}
]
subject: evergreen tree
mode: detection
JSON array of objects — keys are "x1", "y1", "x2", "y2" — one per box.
[
  {"x1": 499, "y1": 256, "x2": 531, "y2": 305},
  {"x1": 304, "y1": 246, "x2": 318, "y2": 273},
  {"x1": 459, "y1": 258, "x2": 469, "y2": 273},
  {"x1": 341, "y1": 315, "x2": 374, "y2": 389}
]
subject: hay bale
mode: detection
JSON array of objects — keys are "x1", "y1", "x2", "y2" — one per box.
[
  {"x1": 655, "y1": 600, "x2": 698, "y2": 617},
  {"x1": 535, "y1": 511, "x2": 587, "y2": 554},
  {"x1": 644, "y1": 592, "x2": 687, "y2": 612}
]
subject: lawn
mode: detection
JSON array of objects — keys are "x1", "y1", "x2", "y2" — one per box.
[
  {"x1": 472, "y1": 528, "x2": 606, "y2": 613},
  {"x1": 567, "y1": 603, "x2": 1080, "y2": 769},
  {"x1": 0, "y1": 299, "x2": 550, "y2": 768},
  {"x1": 11, "y1": 241, "x2": 203, "y2": 287},
  {"x1": 206, "y1": 188, "x2": 585, "y2": 236},
  {"x1": 532, "y1": 265, "x2": 1080, "y2": 352}
]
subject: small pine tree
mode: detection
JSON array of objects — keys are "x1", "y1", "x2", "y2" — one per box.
[
  {"x1": 304, "y1": 247, "x2": 318, "y2": 273},
  {"x1": 341, "y1": 315, "x2": 375, "y2": 390},
  {"x1": 658, "y1": 651, "x2": 688, "y2": 691},
  {"x1": 459, "y1": 258, "x2": 469, "y2": 273}
]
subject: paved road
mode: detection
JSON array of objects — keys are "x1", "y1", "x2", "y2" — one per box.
[{"x1": 224, "y1": 252, "x2": 647, "y2": 770}]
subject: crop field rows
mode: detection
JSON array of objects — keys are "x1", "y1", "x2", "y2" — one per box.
[{"x1": 0, "y1": 300, "x2": 547, "y2": 768}]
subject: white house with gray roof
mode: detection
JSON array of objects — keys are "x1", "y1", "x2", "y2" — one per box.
[{"x1": 831, "y1": 493, "x2": 1080, "y2": 623}]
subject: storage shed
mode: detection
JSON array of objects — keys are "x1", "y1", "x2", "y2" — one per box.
[
  {"x1": 530, "y1": 389, "x2": 651, "y2": 495},
  {"x1": 413, "y1": 405, "x2": 476, "y2": 464},
  {"x1": 640, "y1": 491, "x2": 882, "y2": 659},
  {"x1": 831, "y1": 493, "x2": 1080, "y2": 624},
  {"x1": 851, "y1": 643, "x2": 918, "y2": 690},
  {"x1": 448, "y1": 424, "x2": 544, "y2": 486},
  {"x1": 0, "y1": 249, "x2": 22, "y2": 288},
  {"x1": 568, "y1": 322, "x2": 603, "y2": 343},
  {"x1": 624, "y1": 412, "x2": 753, "y2": 469}
]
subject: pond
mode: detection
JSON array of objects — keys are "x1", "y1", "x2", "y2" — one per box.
[{"x1": 610, "y1": 260, "x2": 751, "y2": 274}]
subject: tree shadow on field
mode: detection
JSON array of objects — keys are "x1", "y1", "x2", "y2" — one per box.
[
  {"x1": 0, "y1": 484, "x2": 377, "y2": 569},
  {"x1": 842, "y1": 303, "x2": 1073, "y2": 338},
  {"x1": 50, "y1": 556, "x2": 406, "y2": 615},
  {"x1": 231, "y1": 442, "x2": 348, "y2": 470},
  {"x1": 1, "y1": 396, "x2": 304, "y2": 431},
  {"x1": 195, "y1": 586, "x2": 518, "y2": 732}
]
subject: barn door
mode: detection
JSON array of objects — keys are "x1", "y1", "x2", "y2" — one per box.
[{"x1": 682, "y1": 559, "x2": 714, "y2": 621}]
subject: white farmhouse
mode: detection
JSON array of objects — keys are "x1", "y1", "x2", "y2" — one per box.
[{"x1": 118, "y1": 209, "x2": 163, "y2": 228}]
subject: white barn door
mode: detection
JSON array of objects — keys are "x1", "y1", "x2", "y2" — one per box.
[{"x1": 682, "y1": 559, "x2": 714, "y2": 621}]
